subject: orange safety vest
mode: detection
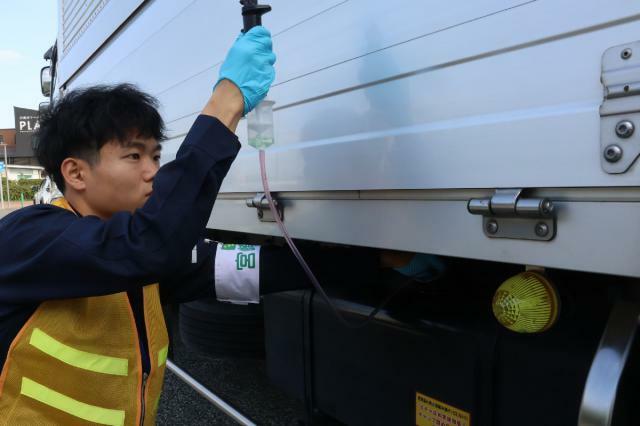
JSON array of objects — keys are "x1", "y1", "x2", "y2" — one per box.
[{"x1": 0, "y1": 199, "x2": 169, "y2": 425}]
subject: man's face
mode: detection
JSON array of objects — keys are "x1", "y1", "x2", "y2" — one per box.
[{"x1": 82, "y1": 136, "x2": 161, "y2": 218}]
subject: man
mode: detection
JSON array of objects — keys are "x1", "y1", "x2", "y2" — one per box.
[
  {"x1": 0, "y1": 26, "x2": 281, "y2": 425},
  {"x1": 0, "y1": 23, "x2": 434, "y2": 424}
]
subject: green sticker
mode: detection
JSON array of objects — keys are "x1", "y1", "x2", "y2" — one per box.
[{"x1": 236, "y1": 253, "x2": 256, "y2": 270}]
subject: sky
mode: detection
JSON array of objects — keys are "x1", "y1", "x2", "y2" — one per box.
[{"x1": 0, "y1": 2, "x2": 57, "y2": 129}]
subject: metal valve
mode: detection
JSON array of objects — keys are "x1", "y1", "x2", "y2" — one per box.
[{"x1": 240, "y1": 0, "x2": 271, "y2": 32}]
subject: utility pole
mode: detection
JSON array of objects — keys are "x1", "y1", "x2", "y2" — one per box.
[
  {"x1": 0, "y1": 162, "x2": 3, "y2": 209},
  {"x1": 1, "y1": 144, "x2": 8, "y2": 204},
  {"x1": 0, "y1": 144, "x2": 5, "y2": 209}
]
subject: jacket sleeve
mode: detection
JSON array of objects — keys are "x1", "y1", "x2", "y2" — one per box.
[
  {"x1": 159, "y1": 238, "x2": 217, "y2": 304},
  {"x1": 160, "y1": 241, "x2": 381, "y2": 305},
  {"x1": 0, "y1": 115, "x2": 241, "y2": 304},
  {"x1": 160, "y1": 241, "x2": 306, "y2": 305}
]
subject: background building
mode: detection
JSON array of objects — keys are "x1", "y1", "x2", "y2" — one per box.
[
  {"x1": 0, "y1": 128, "x2": 17, "y2": 161},
  {"x1": 5, "y1": 165, "x2": 44, "y2": 181},
  {"x1": 11, "y1": 106, "x2": 40, "y2": 166},
  {"x1": 0, "y1": 108, "x2": 43, "y2": 182}
]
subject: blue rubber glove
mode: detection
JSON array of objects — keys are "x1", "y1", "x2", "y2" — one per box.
[
  {"x1": 217, "y1": 26, "x2": 276, "y2": 116},
  {"x1": 394, "y1": 253, "x2": 446, "y2": 283}
]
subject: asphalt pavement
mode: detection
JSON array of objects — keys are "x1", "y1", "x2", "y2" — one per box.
[{"x1": 157, "y1": 328, "x2": 308, "y2": 425}]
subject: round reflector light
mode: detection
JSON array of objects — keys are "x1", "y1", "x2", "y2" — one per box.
[{"x1": 492, "y1": 271, "x2": 559, "y2": 333}]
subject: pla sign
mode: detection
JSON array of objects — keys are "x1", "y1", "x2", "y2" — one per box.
[
  {"x1": 13, "y1": 106, "x2": 40, "y2": 157},
  {"x1": 18, "y1": 114, "x2": 40, "y2": 133}
]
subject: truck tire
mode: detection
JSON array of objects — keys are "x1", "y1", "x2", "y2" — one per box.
[{"x1": 179, "y1": 298, "x2": 265, "y2": 359}]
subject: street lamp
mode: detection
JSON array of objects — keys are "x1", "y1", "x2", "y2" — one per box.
[
  {"x1": 0, "y1": 144, "x2": 9, "y2": 206},
  {"x1": 0, "y1": 163, "x2": 3, "y2": 209}
]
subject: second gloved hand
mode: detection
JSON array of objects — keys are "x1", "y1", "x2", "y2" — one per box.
[
  {"x1": 394, "y1": 253, "x2": 446, "y2": 283},
  {"x1": 217, "y1": 26, "x2": 276, "y2": 116}
]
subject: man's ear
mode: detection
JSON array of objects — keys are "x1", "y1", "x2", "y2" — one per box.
[{"x1": 60, "y1": 158, "x2": 89, "y2": 192}]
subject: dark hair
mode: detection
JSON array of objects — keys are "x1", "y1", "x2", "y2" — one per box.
[{"x1": 35, "y1": 84, "x2": 166, "y2": 192}]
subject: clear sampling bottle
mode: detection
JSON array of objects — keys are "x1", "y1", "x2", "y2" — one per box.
[{"x1": 247, "y1": 98, "x2": 275, "y2": 149}]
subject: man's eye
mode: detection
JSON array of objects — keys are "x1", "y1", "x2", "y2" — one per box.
[
  {"x1": 127, "y1": 153, "x2": 141, "y2": 160},
  {"x1": 154, "y1": 155, "x2": 161, "y2": 162}
]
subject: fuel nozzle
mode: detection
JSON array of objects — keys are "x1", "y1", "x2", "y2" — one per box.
[{"x1": 240, "y1": 0, "x2": 271, "y2": 32}]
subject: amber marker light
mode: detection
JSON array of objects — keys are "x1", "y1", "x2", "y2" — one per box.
[{"x1": 492, "y1": 271, "x2": 560, "y2": 333}]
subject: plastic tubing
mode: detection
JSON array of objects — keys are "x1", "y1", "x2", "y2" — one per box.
[{"x1": 259, "y1": 149, "x2": 415, "y2": 329}]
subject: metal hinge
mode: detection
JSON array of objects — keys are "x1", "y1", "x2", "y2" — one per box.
[
  {"x1": 245, "y1": 193, "x2": 283, "y2": 222},
  {"x1": 467, "y1": 189, "x2": 556, "y2": 241},
  {"x1": 601, "y1": 41, "x2": 640, "y2": 173}
]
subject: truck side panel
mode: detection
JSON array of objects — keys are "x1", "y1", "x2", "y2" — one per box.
[{"x1": 57, "y1": 0, "x2": 640, "y2": 277}]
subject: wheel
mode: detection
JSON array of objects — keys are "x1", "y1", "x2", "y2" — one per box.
[{"x1": 179, "y1": 298, "x2": 265, "y2": 359}]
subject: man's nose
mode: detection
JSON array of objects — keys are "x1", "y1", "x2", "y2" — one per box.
[{"x1": 142, "y1": 158, "x2": 159, "y2": 181}]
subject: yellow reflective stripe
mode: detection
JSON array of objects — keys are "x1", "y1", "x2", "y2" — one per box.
[
  {"x1": 29, "y1": 328, "x2": 128, "y2": 376},
  {"x1": 158, "y1": 345, "x2": 169, "y2": 367},
  {"x1": 20, "y1": 377, "x2": 125, "y2": 426},
  {"x1": 154, "y1": 394, "x2": 161, "y2": 414}
]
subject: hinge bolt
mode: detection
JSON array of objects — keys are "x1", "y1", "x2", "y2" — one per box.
[
  {"x1": 604, "y1": 144, "x2": 623, "y2": 162},
  {"x1": 486, "y1": 220, "x2": 499, "y2": 235},
  {"x1": 615, "y1": 120, "x2": 634, "y2": 138},
  {"x1": 535, "y1": 222, "x2": 549, "y2": 237},
  {"x1": 621, "y1": 48, "x2": 633, "y2": 60}
]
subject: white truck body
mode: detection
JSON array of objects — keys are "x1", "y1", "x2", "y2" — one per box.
[{"x1": 55, "y1": 0, "x2": 640, "y2": 277}]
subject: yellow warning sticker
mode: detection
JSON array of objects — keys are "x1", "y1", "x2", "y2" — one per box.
[{"x1": 416, "y1": 392, "x2": 471, "y2": 426}]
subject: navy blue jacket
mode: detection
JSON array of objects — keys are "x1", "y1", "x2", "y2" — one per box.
[
  {"x1": 0, "y1": 115, "x2": 240, "y2": 373},
  {"x1": 0, "y1": 113, "x2": 379, "y2": 376}
]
